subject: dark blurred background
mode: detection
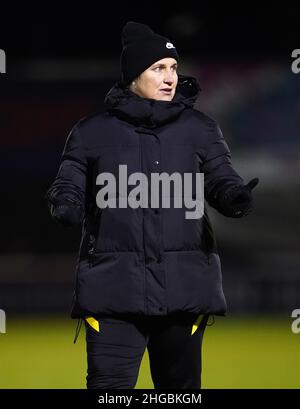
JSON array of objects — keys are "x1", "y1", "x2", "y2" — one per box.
[{"x1": 1, "y1": 4, "x2": 300, "y2": 316}]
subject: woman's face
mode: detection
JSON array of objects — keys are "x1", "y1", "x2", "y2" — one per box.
[{"x1": 131, "y1": 58, "x2": 178, "y2": 101}]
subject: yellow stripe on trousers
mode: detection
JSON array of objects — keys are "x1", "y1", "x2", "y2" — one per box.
[
  {"x1": 85, "y1": 314, "x2": 204, "y2": 335},
  {"x1": 85, "y1": 316, "x2": 100, "y2": 332},
  {"x1": 191, "y1": 314, "x2": 204, "y2": 335}
]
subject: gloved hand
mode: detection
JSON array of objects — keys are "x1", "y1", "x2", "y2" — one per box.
[
  {"x1": 50, "y1": 200, "x2": 84, "y2": 227},
  {"x1": 46, "y1": 192, "x2": 84, "y2": 227},
  {"x1": 218, "y1": 177, "x2": 259, "y2": 218}
]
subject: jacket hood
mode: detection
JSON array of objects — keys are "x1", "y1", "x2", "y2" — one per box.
[{"x1": 104, "y1": 74, "x2": 201, "y2": 128}]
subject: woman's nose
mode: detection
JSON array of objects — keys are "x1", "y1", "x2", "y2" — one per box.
[{"x1": 163, "y1": 72, "x2": 175, "y2": 84}]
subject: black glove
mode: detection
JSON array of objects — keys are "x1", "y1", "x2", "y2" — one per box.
[
  {"x1": 50, "y1": 200, "x2": 84, "y2": 227},
  {"x1": 46, "y1": 191, "x2": 84, "y2": 227},
  {"x1": 218, "y1": 177, "x2": 259, "y2": 218}
]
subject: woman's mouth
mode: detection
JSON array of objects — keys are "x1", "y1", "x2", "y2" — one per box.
[{"x1": 160, "y1": 88, "x2": 172, "y2": 95}]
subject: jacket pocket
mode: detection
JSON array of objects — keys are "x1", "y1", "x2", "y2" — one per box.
[{"x1": 89, "y1": 251, "x2": 119, "y2": 268}]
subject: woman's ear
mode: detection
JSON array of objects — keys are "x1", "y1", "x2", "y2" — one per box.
[{"x1": 129, "y1": 80, "x2": 137, "y2": 93}]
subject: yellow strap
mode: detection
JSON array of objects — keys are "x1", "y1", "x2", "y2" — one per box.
[
  {"x1": 85, "y1": 316, "x2": 100, "y2": 332},
  {"x1": 86, "y1": 315, "x2": 203, "y2": 335},
  {"x1": 191, "y1": 314, "x2": 204, "y2": 335}
]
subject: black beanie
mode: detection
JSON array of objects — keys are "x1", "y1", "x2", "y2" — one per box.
[{"x1": 120, "y1": 21, "x2": 179, "y2": 86}]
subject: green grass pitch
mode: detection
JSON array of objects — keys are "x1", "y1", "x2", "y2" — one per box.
[{"x1": 0, "y1": 315, "x2": 299, "y2": 389}]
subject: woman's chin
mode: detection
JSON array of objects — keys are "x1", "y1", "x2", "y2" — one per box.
[{"x1": 157, "y1": 94, "x2": 173, "y2": 102}]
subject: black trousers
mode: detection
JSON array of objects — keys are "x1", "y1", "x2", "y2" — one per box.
[{"x1": 84, "y1": 312, "x2": 209, "y2": 389}]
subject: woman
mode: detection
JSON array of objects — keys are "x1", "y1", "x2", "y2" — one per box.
[{"x1": 46, "y1": 21, "x2": 259, "y2": 389}]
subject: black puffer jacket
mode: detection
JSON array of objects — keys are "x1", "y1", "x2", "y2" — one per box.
[{"x1": 46, "y1": 74, "x2": 252, "y2": 318}]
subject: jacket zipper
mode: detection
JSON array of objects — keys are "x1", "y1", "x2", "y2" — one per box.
[{"x1": 88, "y1": 207, "x2": 102, "y2": 266}]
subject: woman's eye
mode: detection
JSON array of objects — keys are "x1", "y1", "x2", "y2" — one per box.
[{"x1": 153, "y1": 67, "x2": 161, "y2": 72}]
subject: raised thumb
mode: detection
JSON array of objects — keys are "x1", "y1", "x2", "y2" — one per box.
[{"x1": 246, "y1": 177, "x2": 259, "y2": 191}]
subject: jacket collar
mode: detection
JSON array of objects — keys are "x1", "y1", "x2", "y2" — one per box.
[{"x1": 104, "y1": 74, "x2": 201, "y2": 129}]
